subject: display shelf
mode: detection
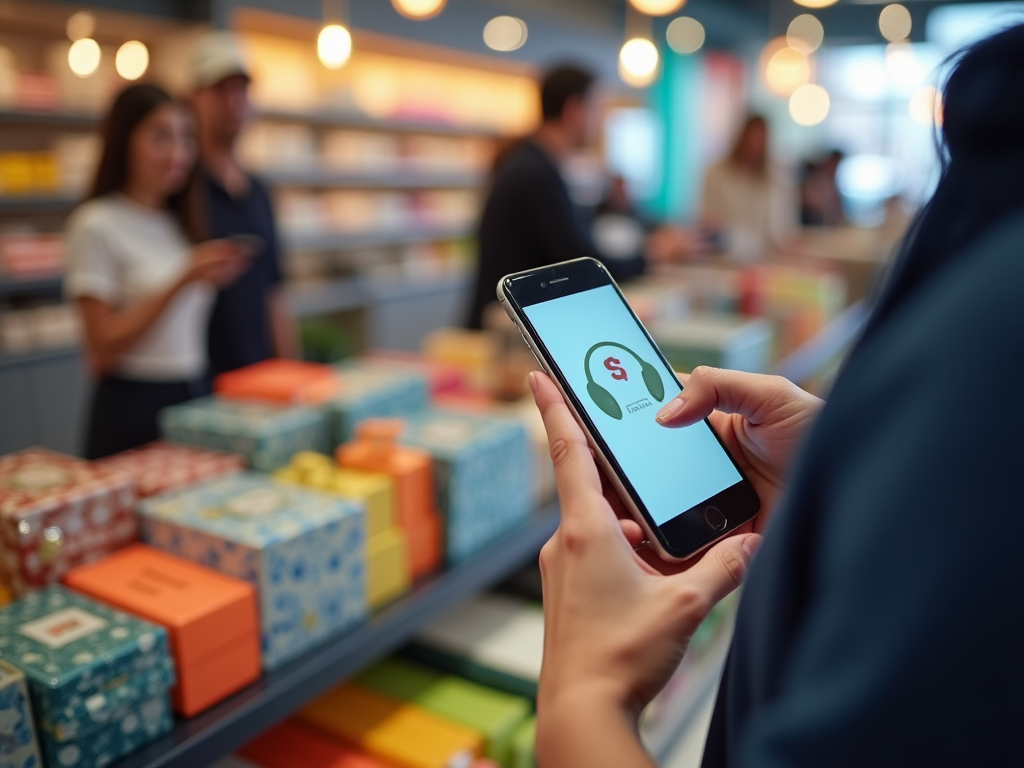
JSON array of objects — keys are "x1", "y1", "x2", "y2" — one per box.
[
  {"x1": 282, "y1": 224, "x2": 472, "y2": 253},
  {"x1": 0, "y1": 109, "x2": 100, "y2": 128},
  {"x1": 0, "y1": 195, "x2": 78, "y2": 213},
  {"x1": 0, "y1": 275, "x2": 63, "y2": 296},
  {"x1": 256, "y1": 108, "x2": 502, "y2": 138},
  {"x1": 261, "y1": 169, "x2": 484, "y2": 190},
  {"x1": 284, "y1": 273, "x2": 469, "y2": 318},
  {"x1": 0, "y1": 346, "x2": 78, "y2": 370},
  {"x1": 108, "y1": 503, "x2": 559, "y2": 768}
]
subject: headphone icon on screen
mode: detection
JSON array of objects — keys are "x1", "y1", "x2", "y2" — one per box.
[{"x1": 583, "y1": 342, "x2": 665, "y2": 420}]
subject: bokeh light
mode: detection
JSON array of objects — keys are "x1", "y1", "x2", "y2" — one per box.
[
  {"x1": 483, "y1": 16, "x2": 528, "y2": 52},
  {"x1": 793, "y1": 0, "x2": 838, "y2": 8},
  {"x1": 115, "y1": 41, "x2": 149, "y2": 81},
  {"x1": 68, "y1": 38, "x2": 101, "y2": 78},
  {"x1": 66, "y1": 12, "x2": 95, "y2": 41},
  {"x1": 908, "y1": 85, "x2": 943, "y2": 125},
  {"x1": 629, "y1": 0, "x2": 685, "y2": 15},
  {"x1": 789, "y1": 83, "x2": 830, "y2": 126},
  {"x1": 619, "y1": 38, "x2": 660, "y2": 88},
  {"x1": 762, "y1": 39, "x2": 811, "y2": 97},
  {"x1": 885, "y1": 42, "x2": 925, "y2": 87},
  {"x1": 787, "y1": 14, "x2": 824, "y2": 54},
  {"x1": 317, "y1": 24, "x2": 352, "y2": 70},
  {"x1": 391, "y1": 0, "x2": 446, "y2": 20},
  {"x1": 667, "y1": 17, "x2": 705, "y2": 54},
  {"x1": 879, "y1": 4, "x2": 912, "y2": 42}
]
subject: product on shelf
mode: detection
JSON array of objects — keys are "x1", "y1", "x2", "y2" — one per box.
[
  {"x1": 621, "y1": 282, "x2": 692, "y2": 327},
  {"x1": 510, "y1": 717, "x2": 536, "y2": 768},
  {"x1": 239, "y1": 720, "x2": 389, "y2": 767},
  {"x1": 214, "y1": 358, "x2": 341, "y2": 405},
  {"x1": 481, "y1": 303, "x2": 535, "y2": 402},
  {"x1": 64, "y1": 544, "x2": 261, "y2": 717},
  {"x1": 0, "y1": 151, "x2": 59, "y2": 195},
  {"x1": 94, "y1": 441, "x2": 245, "y2": 499},
  {"x1": 337, "y1": 420, "x2": 441, "y2": 579},
  {"x1": 326, "y1": 359, "x2": 430, "y2": 444},
  {"x1": 0, "y1": 304, "x2": 80, "y2": 354},
  {"x1": 0, "y1": 659, "x2": 43, "y2": 768},
  {"x1": 358, "y1": 657, "x2": 531, "y2": 765},
  {"x1": 422, "y1": 328, "x2": 497, "y2": 393},
  {"x1": 363, "y1": 351, "x2": 470, "y2": 397},
  {"x1": 140, "y1": 472, "x2": 365, "y2": 670},
  {"x1": 400, "y1": 410, "x2": 532, "y2": 563},
  {"x1": 0, "y1": 587, "x2": 174, "y2": 767},
  {"x1": 0, "y1": 232, "x2": 65, "y2": 276},
  {"x1": 298, "y1": 683, "x2": 482, "y2": 768},
  {"x1": 159, "y1": 396, "x2": 330, "y2": 472},
  {"x1": 274, "y1": 452, "x2": 410, "y2": 610},
  {"x1": 0, "y1": 448, "x2": 137, "y2": 597},
  {"x1": 651, "y1": 314, "x2": 774, "y2": 374}
]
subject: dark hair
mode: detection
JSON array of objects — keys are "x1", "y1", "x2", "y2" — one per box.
[
  {"x1": 86, "y1": 83, "x2": 204, "y2": 243},
  {"x1": 540, "y1": 64, "x2": 594, "y2": 122},
  {"x1": 727, "y1": 114, "x2": 769, "y2": 176},
  {"x1": 870, "y1": 22, "x2": 1024, "y2": 326}
]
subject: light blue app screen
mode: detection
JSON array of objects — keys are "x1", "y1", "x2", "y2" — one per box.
[{"x1": 524, "y1": 284, "x2": 742, "y2": 527}]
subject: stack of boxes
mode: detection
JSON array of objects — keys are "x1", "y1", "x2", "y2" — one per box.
[
  {"x1": 94, "y1": 442, "x2": 244, "y2": 499},
  {"x1": 0, "y1": 659, "x2": 42, "y2": 768}
]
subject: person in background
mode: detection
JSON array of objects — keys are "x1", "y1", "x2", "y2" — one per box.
[
  {"x1": 699, "y1": 114, "x2": 798, "y2": 261},
  {"x1": 800, "y1": 149, "x2": 846, "y2": 227},
  {"x1": 66, "y1": 84, "x2": 247, "y2": 458},
  {"x1": 190, "y1": 32, "x2": 298, "y2": 378},
  {"x1": 466, "y1": 64, "x2": 688, "y2": 329}
]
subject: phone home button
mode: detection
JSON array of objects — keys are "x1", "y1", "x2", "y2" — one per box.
[{"x1": 704, "y1": 506, "x2": 727, "y2": 531}]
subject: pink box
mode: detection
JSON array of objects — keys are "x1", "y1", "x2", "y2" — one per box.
[{"x1": 95, "y1": 441, "x2": 244, "y2": 499}]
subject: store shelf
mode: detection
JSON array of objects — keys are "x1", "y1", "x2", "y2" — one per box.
[
  {"x1": 0, "y1": 346, "x2": 78, "y2": 370},
  {"x1": 256, "y1": 108, "x2": 501, "y2": 138},
  {"x1": 0, "y1": 275, "x2": 63, "y2": 296},
  {"x1": 0, "y1": 196, "x2": 78, "y2": 213},
  {"x1": 284, "y1": 273, "x2": 469, "y2": 318},
  {"x1": 109, "y1": 503, "x2": 560, "y2": 768},
  {"x1": 282, "y1": 224, "x2": 472, "y2": 252},
  {"x1": 0, "y1": 109, "x2": 100, "y2": 128},
  {"x1": 261, "y1": 168, "x2": 484, "y2": 189}
]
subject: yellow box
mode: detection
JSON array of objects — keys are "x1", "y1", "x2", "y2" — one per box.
[
  {"x1": 0, "y1": 153, "x2": 33, "y2": 194},
  {"x1": 367, "y1": 527, "x2": 410, "y2": 609},
  {"x1": 331, "y1": 469, "x2": 394, "y2": 538}
]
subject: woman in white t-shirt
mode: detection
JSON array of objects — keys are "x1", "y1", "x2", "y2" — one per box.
[{"x1": 66, "y1": 84, "x2": 247, "y2": 458}]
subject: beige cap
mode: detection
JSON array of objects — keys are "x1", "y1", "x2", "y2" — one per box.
[{"x1": 192, "y1": 31, "x2": 251, "y2": 89}]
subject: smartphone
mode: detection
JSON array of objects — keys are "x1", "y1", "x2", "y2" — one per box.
[{"x1": 498, "y1": 257, "x2": 760, "y2": 561}]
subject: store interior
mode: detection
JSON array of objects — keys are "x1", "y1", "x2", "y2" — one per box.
[{"x1": 0, "y1": 0, "x2": 1019, "y2": 767}]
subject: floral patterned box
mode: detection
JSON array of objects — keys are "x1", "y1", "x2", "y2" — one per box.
[
  {"x1": 400, "y1": 411, "x2": 533, "y2": 563},
  {"x1": 0, "y1": 449, "x2": 137, "y2": 597},
  {"x1": 0, "y1": 659, "x2": 42, "y2": 768},
  {"x1": 94, "y1": 441, "x2": 245, "y2": 499},
  {"x1": 0, "y1": 588, "x2": 174, "y2": 766},
  {"x1": 159, "y1": 397, "x2": 330, "y2": 473},
  {"x1": 140, "y1": 473, "x2": 366, "y2": 670},
  {"x1": 326, "y1": 360, "x2": 430, "y2": 445}
]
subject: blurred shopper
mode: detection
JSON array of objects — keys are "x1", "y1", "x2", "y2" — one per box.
[
  {"x1": 66, "y1": 85, "x2": 246, "y2": 458},
  {"x1": 191, "y1": 33, "x2": 298, "y2": 378},
  {"x1": 466, "y1": 64, "x2": 687, "y2": 328},
  {"x1": 531, "y1": 23, "x2": 1024, "y2": 768},
  {"x1": 699, "y1": 115, "x2": 797, "y2": 261},
  {"x1": 800, "y1": 149, "x2": 846, "y2": 226}
]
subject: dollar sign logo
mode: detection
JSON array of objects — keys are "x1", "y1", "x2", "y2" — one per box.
[{"x1": 604, "y1": 356, "x2": 628, "y2": 381}]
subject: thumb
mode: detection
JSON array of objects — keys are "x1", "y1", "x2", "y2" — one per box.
[
  {"x1": 655, "y1": 366, "x2": 798, "y2": 429},
  {"x1": 671, "y1": 533, "x2": 761, "y2": 611}
]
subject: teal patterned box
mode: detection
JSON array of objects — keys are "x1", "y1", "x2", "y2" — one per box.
[
  {"x1": 327, "y1": 360, "x2": 429, "y2": 445},
  {"x1": 0, "y1": 588, "x2": 174, "y2": 766},
  {"x1": 400, "y1": 410, "x2": 533, "y2": 562},
  {"x1": 0, "y1": 660, "x2": 42, "y2": 768},
  {"x1": 139, "y1": 473, "x2": 366, "y2": 671},
  {"x1": 159, "y1": 397, "x2": 330, "y2": 472}
]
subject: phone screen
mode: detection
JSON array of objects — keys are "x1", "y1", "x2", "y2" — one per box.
[{"x1": 523, "y1": 283, "x2": 743, "y2": 528}]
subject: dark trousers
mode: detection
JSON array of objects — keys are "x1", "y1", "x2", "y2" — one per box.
[{"x1": 84, "y1": 376, "x2": 208, "y2": 459}]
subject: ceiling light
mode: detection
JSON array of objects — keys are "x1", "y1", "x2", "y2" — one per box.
[
  {"x1": 619, "y1": 38, "x2": 660, "y2": 88},
  {"x1": 789, "y1": 83, "x2": 830, "y2": 125},
  {"x1": 391, "y1": 0, "x2": 446, "y2": 20},
  {"x1": 629, "y1": 0, "x2": 685, "y2": 15},
  {"x1": 317, "y1": 24, "x2": 352, "y2": 69},
  {"x1": 792, "y1": 0, "x2": 838, "y2": 8},
  {"x1": 879, "y1": 4, "x2": 912, "y2": 42},
  {"x1": 762, "y1": 39, "x2": 811, "y2": 97},
  {"x1": 483, "y1": 16, "x2": 528, "y2": 52},
  {"x1": 666, "y1": 17, "x2": 705, "y2": 54},
  {"x1": 115, "y1": 41, "x2": 149, "y2": 81},
  {"x1": 68, "y1": 38, "x2": 101, "y2": 78},
  {"x1": 787, "y1": 14, "x2": 824, "y2": 54}
]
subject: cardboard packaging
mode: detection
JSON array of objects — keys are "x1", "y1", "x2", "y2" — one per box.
[
  {"x1": 337, "y1": 421, "x2": 441, "y2": 579},
  {"x1": 64, "y1": 544, "x2": 261, "y2": 716},
  {"x1": 214, "y1": 359, "x2": 341, "y2": 405},
  {"x1": 0, "y1": 659, "x2": 43, "y2": 768},
  {"x1": 401, "y1": 410, "x2": 532, "y2": 563},
  {"x1": 299, "y1": 683, "x2": 481, "y2": 768},
  {"x1": 94, "y1": 441, "x2": 245, "y2": 499},
  {"x1": 358, "y1": 658, "x2": 530, "y2": 765},
  {"x1": 239, "y1": 720, "x2": 390, "y2": 768},
  {"x1": 326, "y1": 360, "x2": 430, "y2": 444},
  {"x1": 651, "y1": 314, "x2": 774, "y2": 375},
  {"x1": 140, "y1": 473, "x2": 366, "y2": 670},
  {"x1": 159, "y1": 396, "x2": 330, "y2": 472},
  {"x1": 364, "y1": 352, "x2": 469, "y2": 397},
  {"x1": 0, "y1": 587, "x2": 174, "y2": 767},
  {"x1": 0, "y1": 448, "x2": 137, "y2": 597},
  {"x1": 365, "y1": 528, "x2": 409, "y2": 610}
]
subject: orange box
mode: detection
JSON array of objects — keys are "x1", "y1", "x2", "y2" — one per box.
[
  {"x1": 299, "y1": 684, "x2": 481, "y2": 768},
  {"x1": 214, "y1": 359, "x2": 340, "y2": 404},
  {"x1": 239, "y1": 721, "x2": 388, "y2": 768},
  {"x1": 63, "y1": 544, "x2": 260, "y2": 717},
  {"x1": 336, "y1": 420, "x2": 441, "y2": 578}
]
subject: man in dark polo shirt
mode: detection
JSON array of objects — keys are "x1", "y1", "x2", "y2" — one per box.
[{"x1": 191, "y1": 33, "x2": 298, "y2": 378}]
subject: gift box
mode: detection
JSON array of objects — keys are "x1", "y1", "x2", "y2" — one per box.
[
  {"x1": 365, "y1": 528, "x2": 409, "y2": 610},
  {"x1": 0, "y1": 660, "x2": 43, "y2": 768},
  {"x1": 239, "y1": 721, "x2": 390, "y2": 768},
  {"x1": 94, "y1": 441, "x2": 245, "y2": 499},
  {"x1": 64, "y1": 544, "x2": 261, "y2": 716},
  {"x1": 0, "y1": 448, "x2": 137, "y2": 597},
  {"x1": 214, "y1": 359, "x2": 341, "y2": 405},
  {"x1": 400, "y1": 410, "x2": 532, "y2": 563},
  {"x1": 337, "y1": 421, "x2": 441, "y2": 579},
  {"x1": 0, "y1": 587, "x2": 174, "y2": 767},
  {"x1": 140, "y1": 473, "x2": 365, "y2": 670},
  {"x1": 325, "y1": 360, "x2": 430, "y2": 444},
  {"x1": 159, "y1": 397, "x2": 330, "y2": 472},
  {"x1": 299, "y1": 683, "x2": 481, "y2": 768}
]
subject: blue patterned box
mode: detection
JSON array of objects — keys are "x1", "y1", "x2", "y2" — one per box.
[
  {"x1": 400, "y1": 410, "x2": 533, "y2": 562},
  {"x1": 327, "y1": 360, "x2": 430, "y2": 445},
  {"x1": 140, "y1": 473, "x2": 366, "y2": 670},
  {"x1": 0, "y1": 587, "x2": 174, "y2": 766},
  {"x1": 159, "y1": 397, "x2": 330, "y2": 472},
  {"x1": 0, "y1": 660, "x2": 42, "y2": 768}
]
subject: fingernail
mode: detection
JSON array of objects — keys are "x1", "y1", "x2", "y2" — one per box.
[
  {"x1": 528, "y1": 371, "x2": 539, "y2": 393},
  {"x1": 655, "y1": 397, "x2": 686, "y2": 423},
  {"x1": 742, "y1": 534, "x2": 761, "y2": 561}
]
